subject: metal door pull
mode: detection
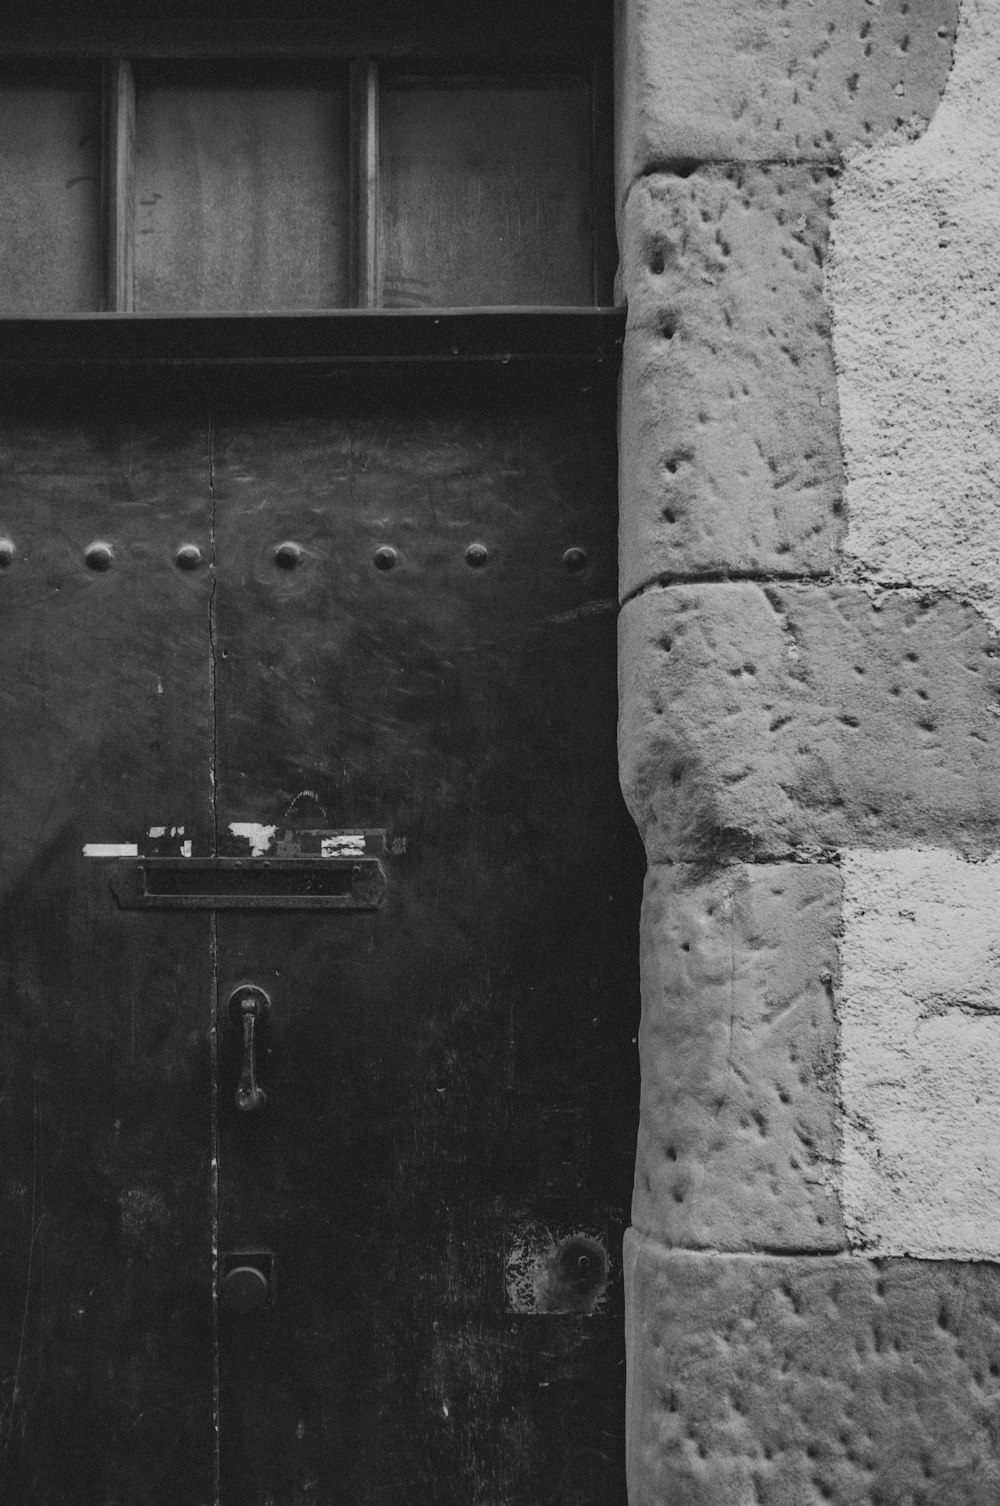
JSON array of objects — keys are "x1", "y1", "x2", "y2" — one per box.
[{"x1": 229, "y1": 986, "x2": 270, "y2": 1113}]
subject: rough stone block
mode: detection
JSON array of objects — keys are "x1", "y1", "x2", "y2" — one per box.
[
  {"x1": 840, "y1": 848, "x2": 1000, "y2": 1260},
  {"x1": 617, "y1": 0, "x2": 958, "y2": 187},
  {"x1": 625, "y1": 1235, "x2": 1000, "y2": 1505},
  {"x1": 620, "y1": 168, "x2": 843, "y2": 595},
  {"x1": 635, "y1": 862, "x2": 844, "y2": 1251},
  {"x1": 619, "y1": 581, "x2": 1000, "y2": 863}
]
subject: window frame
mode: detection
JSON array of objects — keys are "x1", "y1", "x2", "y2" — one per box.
[{"x1": 0, "y1": 48, "x2": 622, "y2": 370}]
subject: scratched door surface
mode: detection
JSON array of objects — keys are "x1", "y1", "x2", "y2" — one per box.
[
  {"x1": 210, "y1": 373, "x2": 640, "y2": 1506},
  {"x1": 0, "y1": 368, "x2": 639, "y2": 1506},
  {"x1": 0, "y1": 384, "x2": 216, "y2": 1505}
]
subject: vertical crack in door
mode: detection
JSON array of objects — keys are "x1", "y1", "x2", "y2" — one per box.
[
  {"x1": 208, "y1": 410, "x2": 220, "y2": 858},
  {"x1": 207, "y1": 409, "x2": 222, "y2": 1506},
  {"x1": 210, "y1": 911, "x2": 221, "y2": 1506}
]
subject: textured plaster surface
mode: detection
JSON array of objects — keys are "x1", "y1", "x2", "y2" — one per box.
[
  {"x1": 634, "y1": 863, "x2": 845, "y2": 1251},
  {"x1": 626, "y1": 1235, "x2": 1000, "y2": 1506},
  {"x1": 616, "y1": 0, "x2": 958, "y2": 189},
  {"x1": 840, "y1": 848, "x2": 1000, "y2": 1259},
  {"x1": 619, "y1": 167, "x2": 843, "y2": 595},
  {"x1": 830, "y1": 0, "x2": 1000, "y2": 622},
  {"x1": 620, "y1": 581, "x2": 1000, "y2": 863}
]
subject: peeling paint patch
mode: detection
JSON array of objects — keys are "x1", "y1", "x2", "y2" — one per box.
[
  {"x1": 142, "y1": 825, "x2": 193, "y2": 857},
  {"x1": 228, "y1": 822, "x2": 277, "y2": 857},
  {"x1": 221, "y1": 825, "x2": 390, "y2": 860},
  {"x1": 83, "y1": 843, "x2": 138, "y2": 857},
  {"x1": 321, "y1": 834, "x2": 366, "y2": 858},
  {"x1": 505, "y1": 1222, "x2": 611, "y2": 1314}
]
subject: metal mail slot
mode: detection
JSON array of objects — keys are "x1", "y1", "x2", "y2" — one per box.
[{"x1": 108, "y1": 857, "x2": 387, "y2": 911}]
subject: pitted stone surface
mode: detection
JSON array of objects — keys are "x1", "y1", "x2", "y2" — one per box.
[
  {"x1": 840, "y1": 848, "x2": 1000, "y2": 1260},
  {"x1": 617, "y1": 0, "x2": 958, "y2": 187},
  {"x1": 635, "y1": 863, "x2": 844, "y2": 1251},
  {"x1": 620, "y1": 167, "x2": 843, "y2": 594},
  {"x1": 625, "y1": 1236, "x2": 1000, "y2": 1505},
  {"x1": 619, "y1": 581, "x2": 1000, "y2": 862},
  {"x1": 830, "y1": 0, "x2": 1000, "y2": 625}
]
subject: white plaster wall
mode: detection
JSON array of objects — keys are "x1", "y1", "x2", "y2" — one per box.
[
  {"x1": 840, "y1": 849, "x2": 1000, "y2": 1258},
  {"x1": 831, "y1": 0, "x2": 1000, "y2": 1259},
  {"x1": 829, "y1": 0, "x2": 1000, "y2": 622}
]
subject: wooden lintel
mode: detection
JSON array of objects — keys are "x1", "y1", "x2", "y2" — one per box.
[{"x1": 0, "y1": 308, "x2": 626, "y2": 368}]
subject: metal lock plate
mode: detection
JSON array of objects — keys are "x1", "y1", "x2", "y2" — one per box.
[{"x1": 105, "y1": 829, "x2": 390, "y2": 910}]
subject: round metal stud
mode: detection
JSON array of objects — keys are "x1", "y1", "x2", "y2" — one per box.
[
  {"x1": 373, "y1": 545, "x2": 397, "y2": 571},
  {"x1": 0, "y1": 538, "x2": 15, "y2": 569},
  {"x1": 464, "y1": 543, "x2": 489, "y2": 570},
  {"x1": 84, "y1": 541, "x2": 114, "y2": 572},
  {"x1": 175, "y1": 544, "x2": 202, "y2": 571},
  {"x1": 221, "y1": 1264, "x2": 270, "y2": 1314},
  {"x1": 273, "y1": 541, "x2": 303, "y2": 571},
  {"x1": 563, "y1": 546, "x2": 587, "y2": 574}
]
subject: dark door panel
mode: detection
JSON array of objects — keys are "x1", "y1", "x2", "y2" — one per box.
[
  {"x1": 0, "y1": 393, "x2": 216, "y2": 1505},
  {"x1": 0, "y1": 369, "x2": 637, "y2": 1506},
  {"x1": 211, "y1": 385, "x2": 639, "y2": 1504}
]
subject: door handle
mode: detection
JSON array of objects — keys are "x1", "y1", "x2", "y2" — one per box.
[{"x1": 228, "y1": 985, "x2": 270, "y2": 1113}]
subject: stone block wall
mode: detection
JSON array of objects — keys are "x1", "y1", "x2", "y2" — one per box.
[{"x1": 615, "y1": 0, "x2": 1000, "y2": 1499}]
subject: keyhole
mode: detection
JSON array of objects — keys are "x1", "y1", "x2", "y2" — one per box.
[
  {"x1": 555, "y1": 1236, "x2": 608, "y2": 1297},
  {"x1": 534, "y1": 1235, "x2": 610, "y2": 1313}
]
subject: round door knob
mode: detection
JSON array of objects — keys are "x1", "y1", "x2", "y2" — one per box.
[{"x1": 222, "y1": 1264, "x2": 270, "y2": 1314}]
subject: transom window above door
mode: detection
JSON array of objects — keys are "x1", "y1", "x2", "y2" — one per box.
[{"x1": 0, "y1": 58, "x2": 614, "y2": 314}]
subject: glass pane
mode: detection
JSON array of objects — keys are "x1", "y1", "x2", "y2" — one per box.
[
  {"x1": 379, "y1": 77, "x2": 594, "y2": 308},
  {"x1": 0, "y1": 77, "x2": 101, "y2": 313},
  {"x1": 135, "y1": 72, "x2": 349, "y2": 312}
]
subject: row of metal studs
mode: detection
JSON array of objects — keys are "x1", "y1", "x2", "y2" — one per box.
[{"x1": 0, "y1": 539, "x2": 590, "y2": 574}]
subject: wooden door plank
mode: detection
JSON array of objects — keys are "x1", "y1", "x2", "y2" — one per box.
[
  {"x1": 378, "y1": 70, "x2": 596, "y2": 308},
  {"x1": 591, "y1": 59, "x2": 618, "y2": 306},
  {"x1": 0, "y1": 60, "x2": 103, "y2": 313},
  {"x1": 132, "y1": 64, "x2": 351, "y2": 313}
]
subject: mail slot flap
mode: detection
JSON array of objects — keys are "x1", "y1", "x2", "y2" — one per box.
[{"x1": 108, "y1": 857, "x2": 387, "y2": 910}]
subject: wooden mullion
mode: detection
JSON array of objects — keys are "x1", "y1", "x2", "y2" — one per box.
[
  {"x1": 349, "y1": 59, "x2": 380, "y2": 309},
  {"x1": 101, "y1": 58, "x2": 136, "y2": 312}
]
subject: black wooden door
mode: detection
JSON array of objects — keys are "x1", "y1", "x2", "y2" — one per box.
[{"x1": 0, "y1": 368, "x2": 639, "y2": 1506}]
